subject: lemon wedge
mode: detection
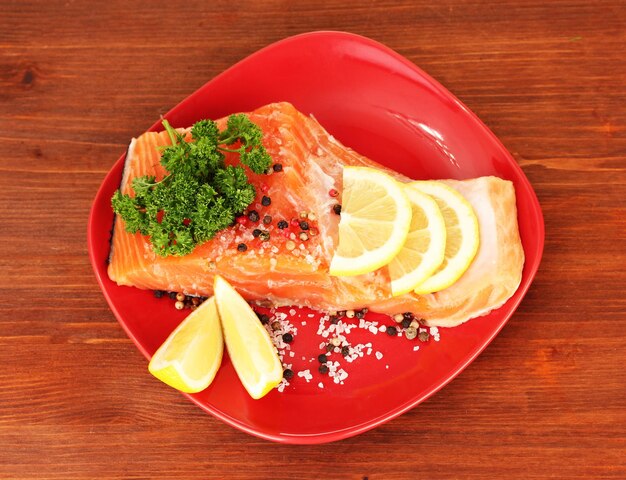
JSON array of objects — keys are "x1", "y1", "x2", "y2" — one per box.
[
  {"x1": 329, "y1": 166, "x2": 412, "y2": 276},
  {"x1": 388, "y1": 186, "x2": 446, "y2": 296},
  {"x1": 213, "y1": 275, "x2": 282, "y2": 399},
  {"x1": 408, "y1": 181, "x2": 480, "y2": 294},
  {"x1": 148, "y1": 297, "x2": 223, "y2": 393}
]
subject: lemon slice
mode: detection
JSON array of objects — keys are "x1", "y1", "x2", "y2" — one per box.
[
  {"x1": 213, "y1": 275, "x2": 282, "y2": 399},
  {"x1": 408, "y1": 181, "x2": 479, "y2": 294},
  {"x1": 148, "y1": 297, "x2": 223, "y2": 393},
  {"x1": 388, "y1": 186, "x2": 446, "y2": 296},
  {"x1": 329, "y1": 166, "x2": 412, "y2": 276}
]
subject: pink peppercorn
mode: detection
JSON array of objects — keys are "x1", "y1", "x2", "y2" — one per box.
[
  {"x1": 329, "y1": 189, "x2": 339, "y2": 197},
  {"x1": 236, "y1": 216, "x2": 248, "y2": 226}
]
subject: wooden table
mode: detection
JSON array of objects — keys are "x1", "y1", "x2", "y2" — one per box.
[{"x1": 1, "y1": 1, "x2": 624, "y2": 478}]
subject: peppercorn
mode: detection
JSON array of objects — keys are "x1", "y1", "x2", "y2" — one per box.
[
  {"x1": 309, "y1": 228, "x2": 318, "y2": 236},
  {"x1": 405, "y1": 326, "x2": 418, "y2": 340},
  {"x1": 341, "y1": 346, "x2": 350, "y2": 357},
  {"x1": 337, "y1": 310, "x2": 346, "y2": 318},
  {"x1": 299, "y1": 211, "x2": 308, "y2": 219},
  {"x1": 386, "y1": 326, "x2": 398, "y2": 336},
  {"x1": 273, "y1": 163, "x2": 283, "y2": 172},
  {"x1": 393, "y1": 313, "x2": 404, "y2": 323},
  {"x1": 207, "y1": 260, "x2": 216, "y2": 270},
  {"x1": 259, "y1": 231, "x2": 270, "y2": 242},
  {"x1": 325, "y1": 343, "x2": 334, "y2": 352},
  {"x1": 403, "y1": 312, "x2": 414, "y2": 321},
  {"x1": 191, "y1": 297, "x2": 201, "y2": 306},
  {"x1": 329, "y1": 188, "x2": 339, "y2": 197},
  {"x1": 299, "y1": 232, "x2": 309, "y2": 241},
  {"x1": 169, "y1": 291, "x2": 177, "y2": 300},
  {"x1": 263, "y1": 215, "x2": 272, "y2": 225},
  {"x1": 153, "y1": 290, "x2": 164, "y2": 298},
  {"x1": 401, "y1": 318, "x2": 411, "y2": 329},
  {"x1": 257, "y1": 313, "x2": 270, "y2": 325},
  {"x1": 345, "y1": 310, "x2": 355, "y2": 318},
  {"x1": 237, "y1": 243, "x2": 247, "y2": 252},
  {"x1": 418, "y1": 331, "x2": 430, "y2": 342},
  {"x1": 285, "y1": 240, "x2": 296, "y2": 251},
  {"x1": 331, "y1": 337, "x2": 341, "y2": 347},
  {"x1": 299, "y1": 221, "x2": 309, "y2": 230},
  {"x1": 271, "y1": 321, "x2": 281, "y2": 331},
  {"x1": 251, "y1": 228, "x2": 261, "y2": 238},
  {"x1": 330, "y1": 315, "x2": 339, "y2": 325},
  {"x1": 317, "y1": 354, "x2": 328, "y2": 363},
  {"x1": 176, "y1": 292, "x2": 186, "y2": 302},
  {"x1": 318, "y1": 364, "x2": 329, "y2": 374},
  {"x1": 277, "y1": 220, "x2": 289, "y2": 229},
  {"x1": 248, "y1": 210, "x2": 260, "y2": 222},
  {"x1": 333, "y1": 204, "x2": 342, "y2": 215},
  {"x1": 283, "y1": 368, "x2": 294, "y2": 380},
  {"x1": 175, "y1": 301, "x2": 184, "y2": 310},
  {"x1": 282, "y1": 332, "x2": 293, "y2": 343},
  {"x1": 261, "y1": 196, "x2": 271, "y2": 206},
  {"x1": 410, "y1": 319, "x2": 420, "y2": 329},
  {"x1": 355, "y1": 310, "x2": 365, "y2": 319},
  {"x1": 290, "y1": 218, "x2": 300, "y2": 227}
]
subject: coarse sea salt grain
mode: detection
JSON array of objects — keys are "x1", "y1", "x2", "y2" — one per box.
[
  {"x1": 413, "y1": 345, "x2": 420, "y2": 351},
  {"x1": 375, "y1": 351, "x2": 383, "y2": 360},
  {"x1": 318, "y1": 382, "x2": 324, "y2": 389}
]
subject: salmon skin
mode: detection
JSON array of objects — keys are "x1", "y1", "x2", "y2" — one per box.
[{"x1": 108, "y1": 102, "x2": 524, "y2": 327}]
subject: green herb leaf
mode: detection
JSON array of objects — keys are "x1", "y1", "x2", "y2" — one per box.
[{"x1": 111, "y1": 114, "x2": 272, "y2": 257}]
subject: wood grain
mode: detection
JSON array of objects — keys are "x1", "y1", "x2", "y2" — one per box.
[{"x1": 1, "y1": 0, "x2": 625, "y2": 478}]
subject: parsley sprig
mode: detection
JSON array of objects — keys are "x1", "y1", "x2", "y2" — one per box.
[{"x1": 111, "y1": 114, "x2": 272, "y2": 257}]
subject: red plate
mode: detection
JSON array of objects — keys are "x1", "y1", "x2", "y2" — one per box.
[{"x1": 88, "y1": 31, "x2": 544, "y2": 444}]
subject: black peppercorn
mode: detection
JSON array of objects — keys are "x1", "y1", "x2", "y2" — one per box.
[
  {"x1": 403, "y1": 312, "x2": 414, "y2": 320},
  {"x1": 273, "y1": 163, "x2": 283, "y2": 172},
  {"x1": 333, "y1": 204, "x2": 342, "y2": 215},
  {"x1": 355, "y1": 310, "x2": 365, "y2": 319},
  {"x1": 283, "y1": 368, "x2": 294, "y2": 380},
  {"x1": 299, "y1": 221, "x2": 309, "y2": 230},
  {"x1": 282, "y1": 332, "x2": 293, "y2": 343},
  {"x1": 248, "y1": 210, "x2": 260, "y2": 222},
  {"x1": 401, "y1": 318, "x2": 411, "y2": 329},
  {"x1": 169, "y1": 291, "x2": 177, "y2": 300},
  {"x1": 386, "y1": 326, "x2": 398, "y2": 336},
  {"x1": 277, "y1": 220, "x2": 289, "y2": 229},
  {"x1": 252, "y1": 228, "x2": 262, "y2": 238},
  {"x1": 153, "y1": 290, "x2": 164, "y2": 298},
  {"x1": 341, "y1": 346, "x2": 350, "y2": 357},
  {"x1": 237, "y1": 243, "x2": 247, "y2": 252},
  {"x1": 318, "y1": 364, "x2": 329, "y2": 374},
  {"x1": 317, "y1": 354, "x2": 328, "y2": 363},
  {"x1": 330, "y1": 315, "x2": 339, "y2": 325},
  {"x1": 261, "y1": 196, "x2": 271, "y2": 206},
  {"x1": 256, "y1": 313, "x2": 270, "y2": 325},
  {"x1": 263, "y1": 215, "x2": 272, "y2": 225}
]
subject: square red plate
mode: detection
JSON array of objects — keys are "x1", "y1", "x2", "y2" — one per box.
[{"x1": 88, "y1": 31, "x2": 544, "y2": 444}]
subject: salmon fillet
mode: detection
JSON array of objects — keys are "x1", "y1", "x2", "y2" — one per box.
[{"x1": 108, "y1": 102, "x2": 524, "y2": 327}]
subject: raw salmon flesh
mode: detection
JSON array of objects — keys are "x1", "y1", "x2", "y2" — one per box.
[{"x1": 107, "y1": 102, "x2": 524, "y2": 327}]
